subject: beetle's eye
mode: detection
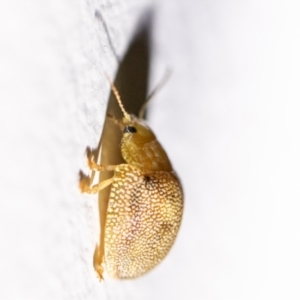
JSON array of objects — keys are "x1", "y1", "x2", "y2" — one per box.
[{"x1": 123, "y1": 126, "x2": 137, "y2": 133}]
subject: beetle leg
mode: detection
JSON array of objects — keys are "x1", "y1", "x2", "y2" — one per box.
[
  {"x1": 93, "y1": 244, "x2": 104, "y2": 281},
  {"x1": 86, "y1": 147, "x2": 117, "y2": 171},
  {"x1": 79, "y1": 177, "x2": 114, "y2": 194},
  {"x1": 107, "y1": 113, "x2": 123, "y2": 130},
  {"x1": 88, "y1": 160, "x2": 117, "y2": 172}
]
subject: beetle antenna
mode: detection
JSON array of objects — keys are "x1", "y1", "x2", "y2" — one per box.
[
  {"x1": 104, "y1": 72, "x2": 131, "y2": 121},
  {"x1": 139, "y1": 69, "x2": 171, "y2": 119}
]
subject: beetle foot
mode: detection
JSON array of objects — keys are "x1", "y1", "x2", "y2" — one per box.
[
  {"x1": 78, "y1": 170, "x2": 91, "y2": 193},
  {"x1": 93, "y1": 244, "x2": 104, "y2": 281}
]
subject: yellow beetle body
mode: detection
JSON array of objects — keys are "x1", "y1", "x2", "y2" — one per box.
[{"x1": 80, "y1": 81, "x2": 183, "y2": 280}]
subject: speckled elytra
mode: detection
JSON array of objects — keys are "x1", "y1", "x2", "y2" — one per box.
[{"x1": 79, "y1": 75, "x2": 184, "y2": 280}]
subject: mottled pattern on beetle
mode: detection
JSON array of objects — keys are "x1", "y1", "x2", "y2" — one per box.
[{"x1": 104, "y1": 164, "x2": 183, "y2": 279}]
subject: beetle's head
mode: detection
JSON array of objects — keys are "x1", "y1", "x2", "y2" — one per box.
[
  {"x1": 122, "y1": 115, "x2": 155, "y2": 145},
  {"x1": 120, "y1": 115, "x2": 172, "y2": 171}
]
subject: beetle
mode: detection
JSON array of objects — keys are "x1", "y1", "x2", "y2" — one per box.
[{"x1": 79, "y1": 75, "x2": 184, "y2": 280}]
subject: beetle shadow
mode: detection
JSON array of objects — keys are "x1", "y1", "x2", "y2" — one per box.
[
  {"x1": 83, "y1": 9, "x2": 153, "y2": 168},
  {"x1": 79, "y1": 9, "x2": 153, "y2": 257}
]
